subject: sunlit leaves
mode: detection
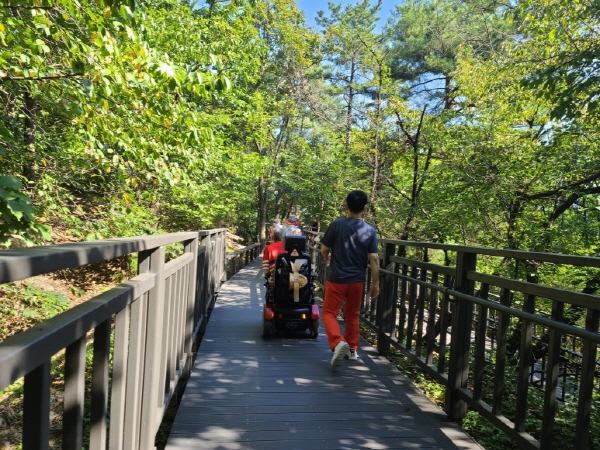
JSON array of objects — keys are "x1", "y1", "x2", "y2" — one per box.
[
  {"x1": 512, "y1": 0, "x2": 600, "y2": 120},
  {"x1": 0, "y1": 176, "x2": 49, "y2": 247}
]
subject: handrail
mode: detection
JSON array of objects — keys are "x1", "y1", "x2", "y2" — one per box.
[
  {"x1": 0, "y1": 229, "x2": 230, "y2": 450},
  {"x1": 225, "y1": 242, "x2": 262, "y2": 278}
]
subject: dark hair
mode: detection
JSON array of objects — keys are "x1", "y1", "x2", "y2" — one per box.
[{"x1": 345, "y1": 190, "x2": 368, "y2": 213}]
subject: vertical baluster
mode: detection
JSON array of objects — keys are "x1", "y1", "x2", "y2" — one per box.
[
  {"x1": 89, "y1": 320, "x2": 111, "y2": 450},
  {"x1": 63, "y1": 337, "x2": 86, "y2": 450},
  {"x1": 515, "y1": 293, "x2": 536, "y2": 432},
  {"x1": 425, "y1": 271, "x2": 439, "y2": 366},
  {"x1": 415, "y1": 250, "x2": 428, "y2": 357},
  {"x1": 109, "y1": 301, "x2": 131, "y2": 450},
  {"x1": 398, "y1": 264, "x2": 408, "y2": 345},
  {"x1": 574, "y1": 307, "x2": 599, "y2": 449},
  {"x1": 406, "y1": 265, "x2": 418, "y2": 351},
  {"x1": 473, "y1": 283, "x2": 489, "y2": 401},
  {"x1": 436, "y1": 274, "x2": 453, "y2": 374},
  {"x1": 164, "y1": 274, "x2": 175, "y2": 392},
  {"x1": 23, "y1": 361, "x2": 51, "y2": 450},
  {"x1": 540, "y1": 300, "x2": 564, "y2": 448},
  {"x1": 492, "y1": 288, "x2": 511, "y2": 415}
]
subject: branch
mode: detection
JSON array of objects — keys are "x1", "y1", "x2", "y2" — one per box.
[
  {"x1": 2, "y1": 5, "x2": 54, "y2": 9},
  {"x1": 549, "y1": 186, "x2": 600, "y2": 222},
  {"x1": 409, "y1": 76, "x2": 447, "y2": 90},
  {"x1": 0, "y1": 72, "x2": 84, "y2": 83},
  {"x1": 522, "y1": 170, "x2": 600, "y2": 200},
  {"x1": 384, "y1": 179, "x2": 412, "y2": 203}
]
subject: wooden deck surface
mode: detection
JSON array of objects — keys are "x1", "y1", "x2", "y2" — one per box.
[{"x1": 165, "y1": 260, "x2": 483, "y2": 450}]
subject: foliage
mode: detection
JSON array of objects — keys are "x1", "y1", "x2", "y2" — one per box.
[
  {"x1": 513, "y1": 0, "x2": 600, "y2": 121},
  {"x1": 449, "y1": 11, "x2": 600, "y2": 254},
  {"x1": 0, "y1": 0, "x2": 597, "y2": 257},
  {"x1": 462, "y1": 410, "x2": 517, "y2": 449},
  {"x1": 0, "y1": 0, "x2": 236, "y2": 244},
  {"x1": 0, "y1": 175, "x2": 50, "y2": 246},
  {"x1": 0, "y1": 282, "x2": 69, "y2": 338}
]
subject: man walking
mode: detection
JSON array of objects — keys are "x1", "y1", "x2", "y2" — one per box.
[{"x1": 320, "y1": 190, "x2": 379, "y2": 371}]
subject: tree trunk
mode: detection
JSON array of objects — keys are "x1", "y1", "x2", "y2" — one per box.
[
  {"x1": 345, "y1": 59, "x2": 356, "y2": 154},
  {"x1": 370, "y1": 60, "x2": 383, "y2": 223},
  {"x1": 257, "y1": 176, "x2": 267, "y2": 245},
  {"x1": 22, "y1": 89, "x2": 38, "y2": 185}
]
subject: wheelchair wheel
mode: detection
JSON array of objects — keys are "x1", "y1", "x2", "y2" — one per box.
[
  {"x1": 262, "y1": 316, "x2": 273, "y2": 338},
  {"x1": 310, "y1": 320, "x2": 319, "y2": 338}
]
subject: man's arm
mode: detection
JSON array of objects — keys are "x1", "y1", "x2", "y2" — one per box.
[
  {"x1": 320, "y1": 244, "x2": 330, "y2": 262},
  {"x1": 368, "y1": 252, "x2": 380, "y2": 299}
]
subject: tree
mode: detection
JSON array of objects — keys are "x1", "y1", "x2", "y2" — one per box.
[
  {"x1": 386, "y1": 0, "x2": 512, "y2": 110},
  {"x1": 236, "y1": 0, "x2": 322, "y2": 241},
  {"x1": 513, "y1": 0, "x2": 600, "y2": 121},
  {"x1": 449, "y1": 16, "x2": 600, "y2": 254},
  {"x1": 317, "y1": 0, "x2": 383, "y2": 155},
  {"x1": 0, "y1": 0, "x2": 231, "y2": 243}
]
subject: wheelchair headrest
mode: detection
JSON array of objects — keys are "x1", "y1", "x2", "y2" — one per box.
[{"x1": 284, "y1": 235, "x2": 306, "y2": 253}]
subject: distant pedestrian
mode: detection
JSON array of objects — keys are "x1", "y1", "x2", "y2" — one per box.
[
  {"x1": 320, "y1": 190, "x2": 379, "y2": 371},
  {"x1": 310, "y1": 218, "x2": 320, "y2": 232}
]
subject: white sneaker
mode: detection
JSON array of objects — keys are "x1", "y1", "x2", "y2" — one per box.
[
  {"x1": 331, "y1": 341, "x2": 350, "y2": 371},
  {"x1": 349, "y1": 348, "x2": 359, "y2": 360}
]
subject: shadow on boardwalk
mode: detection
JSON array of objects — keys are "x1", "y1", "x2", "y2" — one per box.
[{"x1": 165, "y1": 260, "x2": 483, "y2": 450}]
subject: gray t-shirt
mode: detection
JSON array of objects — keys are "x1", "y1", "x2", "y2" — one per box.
[{"x1": 321, "y1": 217, "x2": 378, "y2": 284}]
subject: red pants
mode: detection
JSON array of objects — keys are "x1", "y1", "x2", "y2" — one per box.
[{"x1": 322, "y1": 280, "x2": 364, "y2": 351}]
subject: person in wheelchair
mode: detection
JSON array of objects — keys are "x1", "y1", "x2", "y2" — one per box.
[
  {"x1": 262, "y1": 234, "x2": 320, "y2": 338},
  {"x1": 262, "y1": 228, "x2": 285, "y2": 301}
]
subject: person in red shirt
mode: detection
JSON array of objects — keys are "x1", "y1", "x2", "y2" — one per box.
[{"x1": 262, "y1": 228, "x2": 285, "y2": 288}]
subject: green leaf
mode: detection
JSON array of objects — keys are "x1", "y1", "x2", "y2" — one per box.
[
  {"x1": 0, "y1": 176, "x2": 22, "y2": 191},
  {"x1": 0, "y1": 120, "x2": 13, "y2": 139}
]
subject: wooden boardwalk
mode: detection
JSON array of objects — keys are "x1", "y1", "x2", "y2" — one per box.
[{"x1": 165, "y1": 260, "x2": 484, "y2": 450}]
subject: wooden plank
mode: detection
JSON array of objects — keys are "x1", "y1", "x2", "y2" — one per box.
[{"x1": 165, "y1": 261, "x2": 484, "y2": 450}]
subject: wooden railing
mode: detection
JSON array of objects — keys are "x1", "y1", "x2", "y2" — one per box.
[
  {"x1": 4, "y1": 229, "x2": 598, "y2": 449},
  {"x1": 225, "y1": 242, "x2": 262, "y2": 278},
  {"x1": 0, "y1": 229, "x2": 229, "y2": 450},
  {"x1": 307, "y1": 234, "x2": 600, "y2": 449}
]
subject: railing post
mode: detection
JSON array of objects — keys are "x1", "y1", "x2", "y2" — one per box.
[
  {"x1": 201, "y1": 231, "x2": 215, "y2": 316},
  {"x1": 183, "y1": 236, "x2": 199, "y2": 380},
  {"x1": 138, "y1": 246, "x2": 166, "y2": 449},
  {"x1": 220, "y1": 230, "x2": 227, "y2": 284},
  {"x1": 574, "y1": 308, "x2": 600, "y2": 449},
  {"x1": 376, "y1": 243, "x2": 398, "y2": 355},
  {"x1": 204, "y1": 232, "x2": 214, "y2": 301},
  {"x1": 197, "y1": 243, "x2": 209, "y2": 337},
  {"x1": 445, "y1": 250, "x2": 476, "y2": 421}
]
